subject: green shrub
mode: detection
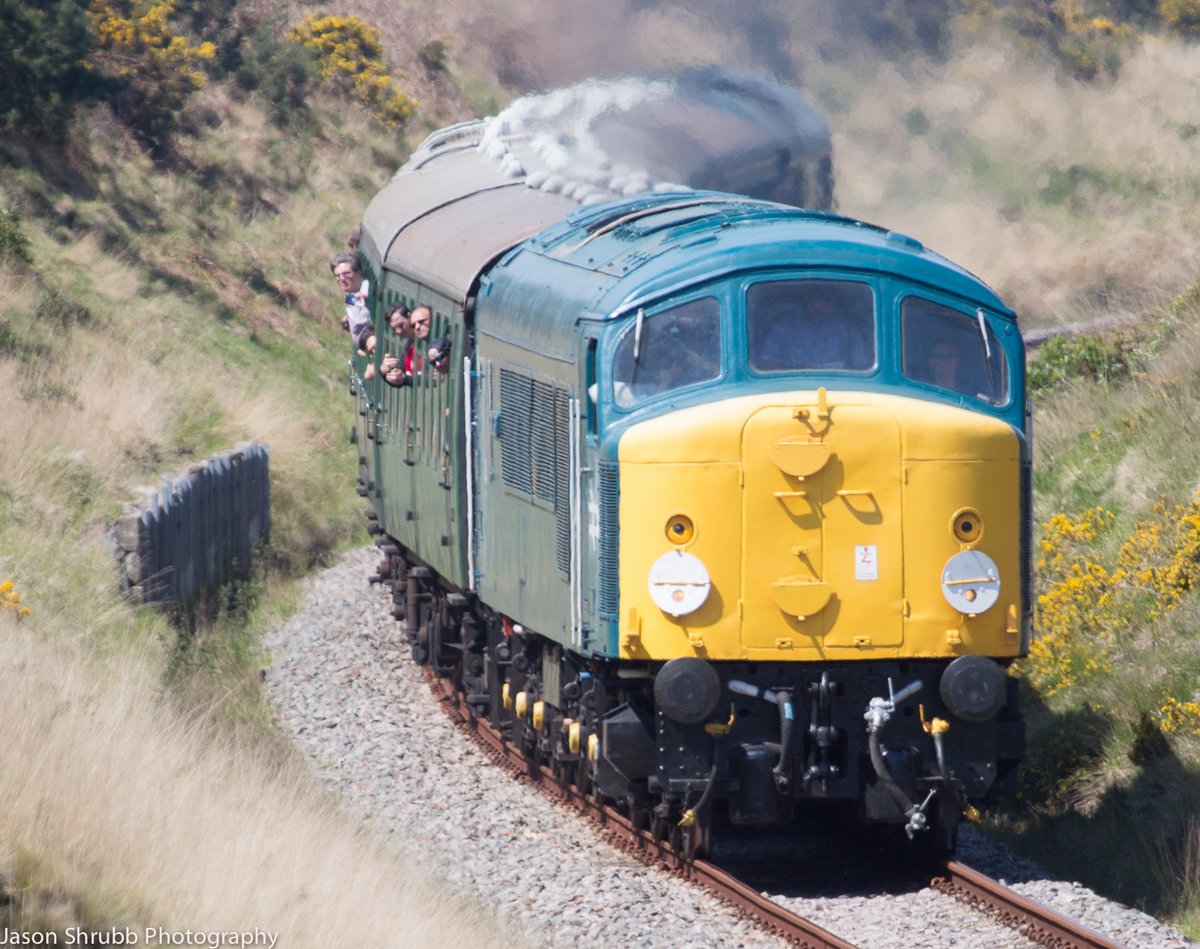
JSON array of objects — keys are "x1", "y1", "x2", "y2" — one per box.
[
  {"x1": 1027, "y1": 332, "x2": 1139, "y2": 395},
  {"x1": 417, "y1": 38, "x2": 448, "y2": 76},
  {"x1": 0, "y1": 0, "x2": 99, "y2": 133},
  {"x1": 0, "y1": 207, "x2": 33, "y2": 266},
  {"x1": 904, "y1": 108, "x2": 930, "y2": 136},
  {"x1": 233, "y1": 21, "x2": 321, "y2": 127}
]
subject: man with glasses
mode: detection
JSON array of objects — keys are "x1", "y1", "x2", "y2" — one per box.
[{"x1": 330, "y1": 252, "x2": 371, "y2": 341}]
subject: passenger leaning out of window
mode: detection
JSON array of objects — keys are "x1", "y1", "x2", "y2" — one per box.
[{"x1": 331, "y1": 252, "x2": 371, "y2": 341}]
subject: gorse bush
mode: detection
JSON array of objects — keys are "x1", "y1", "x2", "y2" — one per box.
[
  {"x1": 1028, "y1": 506, "x2": 1117, "y2": 696},
  {"x1": 1160, "y1": 0, "x2": 1200, "y2": 33},
  {"x1": 86, "y1": 0, "x2": 217, "y2": 152},
  {"x1": 1027, "y1": 499, "x2": 1200, "y2": 696},
  {"x1": 88, "y1": 0, "x2": 216, "y2": 88},
  {"x1": 0, "y1": 581, "x2": 31, "y2": 618},
  {"x1": 1157, "y1": 696, "x2": 1200, "y2": 736},
  {"x1": 288, "y1": 14, "x2": 416, "y2": 127}
]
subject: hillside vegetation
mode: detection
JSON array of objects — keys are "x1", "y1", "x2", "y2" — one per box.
[{"x1": 3, "y1": 0, "x2": 1200, "y2": 940}]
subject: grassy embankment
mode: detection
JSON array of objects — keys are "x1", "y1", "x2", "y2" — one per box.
[{"x1": 0, "y1": 24, "x2": 525, "y2": 943}]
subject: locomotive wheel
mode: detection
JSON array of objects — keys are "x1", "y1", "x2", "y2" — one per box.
[
  {"x1": 411, "y1": 611, "x2": 429, "y2": 665},
  {"x1": 574, "y1": 759, "x2": 592, "y2": 797},
  {"x1": 650, "y1": 809, "x2": 671, "y2": 844},
  {"x1": 429, "y1": 608, "x2": 451, "y2": 676}
]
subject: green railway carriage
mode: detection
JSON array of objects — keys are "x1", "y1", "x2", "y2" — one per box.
[{"x1": 351, "y1": 118, "x2": 1029, "y2": 858}]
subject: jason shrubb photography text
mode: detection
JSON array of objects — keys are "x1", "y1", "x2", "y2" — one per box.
[{"x1": 0, "y1": 930, "x2": 278, "y2": 948}]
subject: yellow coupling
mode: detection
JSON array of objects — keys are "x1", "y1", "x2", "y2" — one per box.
[
  {"x1": 532, "y1": 700, "x2": 545, "y2": 731},
  {"x1": 515, "y1": 691, "x2": 529, "y2": 720},
  {"x1": 567, "y1": 721, "x2": 582, "y2": 754},
  {"x1": 502, "y1": 682, "x2": 512, "y2": 710},
  {"x1": 587, "y1": 733, "x2": 600, "y2": 762}
]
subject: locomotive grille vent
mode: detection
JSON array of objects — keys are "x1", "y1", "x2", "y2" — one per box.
[
  {"x1": 499, "y1": 369, "x2": 574, "y2": 581},
  {"x1": 498, "y1": 369, "x2": 534, "y2": 491},
  {"x1": 553, "y1": 388, "x2": 571, "y2": 576},
  {"x1": 598, "y1": 460, "x2": 620, "y2": 618},
  {"x1": 530, "y1": 379, "x2": 556, "y2": 504}
]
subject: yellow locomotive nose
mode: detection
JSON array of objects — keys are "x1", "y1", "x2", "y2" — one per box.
[{"x1": 617, "y1": 389, "x2": 1022, "y2": 663}]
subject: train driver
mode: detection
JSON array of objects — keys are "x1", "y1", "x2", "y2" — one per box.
[
  {"x1": 612, "y1": 298, "x2": 722, "y2": 406},
  {"x1": 749, "y1": 279, "x2": 874, "y2": 372},
  {"x1": 928, "y1": 340, "x2": 963, "y2": 390}
]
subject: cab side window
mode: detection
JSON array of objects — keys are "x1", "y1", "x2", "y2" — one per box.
[
  {"x1": 901, "y1": 297, "x2": 1008, "y2": 405},
  {"x1": 611, "y1": 297, "x2": 721, "y2": 408}
]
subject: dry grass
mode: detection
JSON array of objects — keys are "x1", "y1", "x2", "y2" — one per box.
[
  {"x1": 823, "y1": 35, "x2": 1200, "y2": 328},
  {"x1": 0, "y1": 611, "x2": 520, "y2": 946},
  {"x1": 0, "y1": 337, "x2": 172, "y2": 481}
]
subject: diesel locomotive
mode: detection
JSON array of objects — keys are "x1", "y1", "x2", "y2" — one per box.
[{"x1": 349, "y1": 94, "x2": 1028, "y2": 858}]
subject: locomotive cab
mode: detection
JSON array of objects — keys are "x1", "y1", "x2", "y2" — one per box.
[{"x1": 563, "y1": 236, "x2": 1029, "y2": 853}]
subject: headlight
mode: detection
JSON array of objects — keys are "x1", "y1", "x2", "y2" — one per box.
[
  {"x1": 648, "y1": 549, "x2": 711, "y2": 617},
  {"x1": 665, "y1": 513, "x2": 695, "y2": 545},
  {"x1": 952, "y1": 507, "x2": 983, "y2": 543},
  {"x1": 940, "y1": 549, "x2": 1000, "y2": 614}
]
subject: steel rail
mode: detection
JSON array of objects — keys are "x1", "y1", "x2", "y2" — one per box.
[{"x1": 932, "y1": 860, "x2": 1129, "y2": 949}]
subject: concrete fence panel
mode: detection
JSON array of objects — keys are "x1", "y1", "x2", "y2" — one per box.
[{"x1": 111, "y1": 442, "x2": 270, "y2": 610}]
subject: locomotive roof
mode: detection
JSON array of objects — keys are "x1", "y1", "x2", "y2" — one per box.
[
  {"x1": 363, "y1": 123, "x2": 1011, "y2": 329},
  {"x1": 471, "y1": 191, "x2": 1017, "y2": 367},
  {"x1": 518, "y1": 191, "x2": 1013, "y2": 319}
]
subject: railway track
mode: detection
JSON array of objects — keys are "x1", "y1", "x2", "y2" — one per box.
[
  {"x1": 425, "y1": 666, "x2": 1132, "y2": 949},
  {"x1": 933, "y1": 861, "x2": 1127, "y2": 949}
]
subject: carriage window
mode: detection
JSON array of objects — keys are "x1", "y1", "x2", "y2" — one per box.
[
  {"x1": 747, "y1": 279, "x2": 875, "y2": 372},
  {"x1": 901, "y1": 298, "x2": 1008, "y2": 405},
  {"x1": 611, "y1": 297, "x2": 721, "y2": 408}
]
